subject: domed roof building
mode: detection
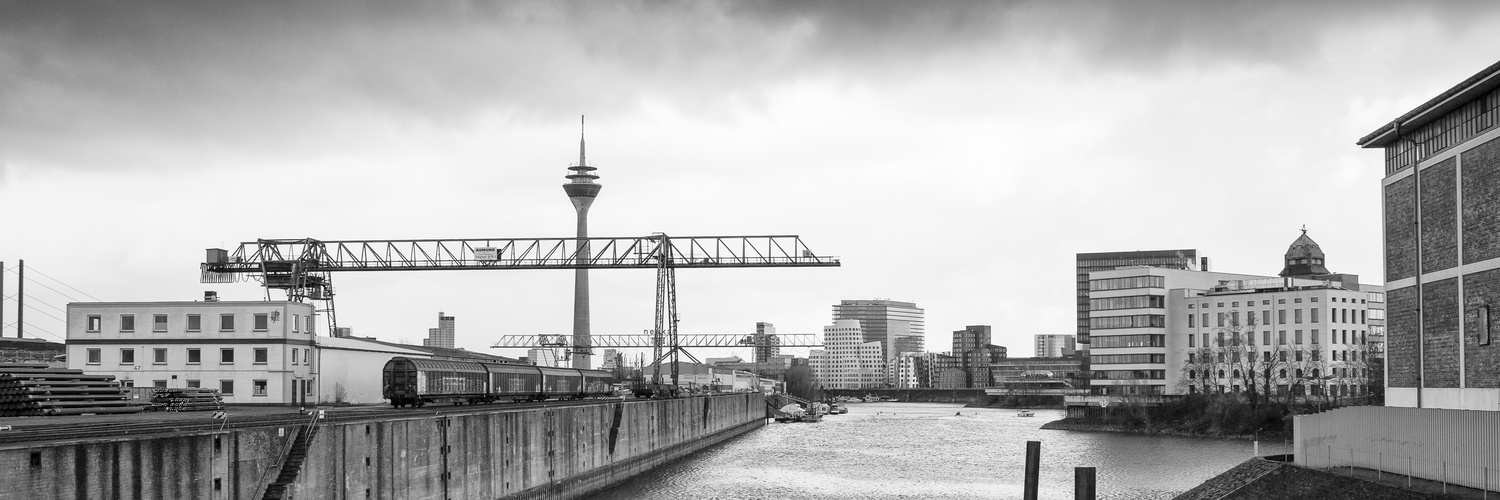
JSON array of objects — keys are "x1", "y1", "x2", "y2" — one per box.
[{"x1": 1279, "y1": 227, "x2": 1331, "y2": 278}]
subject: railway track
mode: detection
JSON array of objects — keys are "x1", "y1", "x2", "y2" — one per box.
[{"x1": 0, "y1": 397, "x2": 631, "y2": 446}]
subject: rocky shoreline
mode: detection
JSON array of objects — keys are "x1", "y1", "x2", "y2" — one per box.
[{"x1": 1040, "y1": 417, "x2": 1290, "y2": 441}]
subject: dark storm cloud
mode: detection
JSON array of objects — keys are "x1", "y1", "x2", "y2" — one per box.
[{"x1": 1, "y1": 0, "x2": 1493, "y2": 173}]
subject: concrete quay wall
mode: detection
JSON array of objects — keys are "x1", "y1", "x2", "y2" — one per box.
[
  {"x1": 0, "y1": 393, "x2": 766, "y2": 500},
  {"x1": 0, "y1": 426, "x2": 294, "y2": 500}
]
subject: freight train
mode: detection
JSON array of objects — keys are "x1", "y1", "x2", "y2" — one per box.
[{"x1": 381, "y1": 357, "x2": 615, "y2": 408}]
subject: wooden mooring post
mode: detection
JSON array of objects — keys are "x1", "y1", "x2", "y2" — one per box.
[
  {"x1": 1075, "y1": 467, "x2": 1096, "y2": 500},
  {"x1": 1024, "y1": 440, "x2": 1040, "y2": 500}
]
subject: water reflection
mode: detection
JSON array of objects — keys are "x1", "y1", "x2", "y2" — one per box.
[{"x1": 594, "y1": 402, "x2": 1287, "y2": 500}]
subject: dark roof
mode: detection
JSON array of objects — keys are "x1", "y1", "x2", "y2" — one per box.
[
  {"x1": 1358, "y1": 59, "x2": 1500, "y2": 148},
  {"x1": 1279, "y1": 230, "x2": 1331, "y2": 278}
]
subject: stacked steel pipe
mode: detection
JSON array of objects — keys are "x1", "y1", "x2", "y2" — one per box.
[
  {"x1": 0, "y1": 363, "x2": 144, "y2": 416},
  {"x1": 149, "y1": 387, "x2": 224, "y2": 412}
]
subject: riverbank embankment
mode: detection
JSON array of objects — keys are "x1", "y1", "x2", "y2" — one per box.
[
  {"x1": 1173, "y1": 457, "x2": 1467, "y2": 500},
  {"x1": 1042, "y1": 417, "x2": 1290, "y2": 441}
]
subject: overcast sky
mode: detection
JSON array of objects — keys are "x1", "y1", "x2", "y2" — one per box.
[{"x1": 4, "y1": 1, "x2": 1500, "y2": 364}]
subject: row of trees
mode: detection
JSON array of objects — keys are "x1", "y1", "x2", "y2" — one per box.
[{"x1": 1180, "y1": 311, "x2": 1383, "y2": 411}]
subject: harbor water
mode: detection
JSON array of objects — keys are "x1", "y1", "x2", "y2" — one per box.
[{"x1": 593, "y1": 402, "x2": 1289, "y2": 500}]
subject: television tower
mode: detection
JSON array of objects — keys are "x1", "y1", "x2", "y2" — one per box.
[{"x1": 563, "y1": 116, "x2": 601, "y2": 369}]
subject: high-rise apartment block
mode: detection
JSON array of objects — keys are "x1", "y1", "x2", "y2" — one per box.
[
  {"x1": 423, "y1": 312, "x2": 455, "y2": 349},
  {"x1": 1077, "y1": 250, "x2": 1200, "y2": 352},
  {"x1": 952, "y1": 325, "x2": 1006, "y2": 388},
  {"x1": 831, "y1": 299, "x2": 925, "y2": 358},
  {"x1": 1359, "y1": 61, "x2": 1500, "y2": 411},
  {"x1": 1034, "y1": 334, "x2": 1076, "y2": 358}
]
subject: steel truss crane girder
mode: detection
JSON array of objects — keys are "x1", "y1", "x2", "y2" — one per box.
[{"x1": 489, "y1": 334, "x2": 824, "y2": 349}]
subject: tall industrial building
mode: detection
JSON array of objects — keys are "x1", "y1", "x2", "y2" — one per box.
[
  {"x1": 831, "y1": 299, "x2": 925, "y2": 359},
  {"x1": 1076, "y1": 250, "x2": 1200, "y2": 351},
  {"x1": 423, "y1": 312, "x2": 455, "y2": 349},
  {"x1": 1359, "y1": 61, "x2": 1500, "y2": 411},
  {"x1": 751, "y1": 322, "x2": 780, "y2": 363},
  {"x1": 564, "y1": 118, "x2": 601, "y2": 370},
  {"x1": 1034, "y1": 334, "x2": 1076, "y2": 358},
  {"x1": 952, "y1": 325, "x2": 1006, "y2": 388}
]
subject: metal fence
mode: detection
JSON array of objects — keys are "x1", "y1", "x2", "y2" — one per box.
[
  {"x1": 1295, "y1": 406, "x2": 1500, "y2": 494},
  {"x1": 1303, "y1": 444, "x2": 1497, "y2": 497}
]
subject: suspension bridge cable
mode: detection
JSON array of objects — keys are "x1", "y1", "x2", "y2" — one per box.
[
  {"x1": 22, "y1": 265, "x2": 103, "y2": 302},
  {"x1": 18, "y1": 274, "x2": 88, "y2": 303},
  {"x1": 21, "y1": 301, "x2": 66, "y2": 323},
  {"x1": 17, "y1": 294, "x2": 69, "y2": 314},
  {"x1": 18, "y1": 321, "x2": 64, "y2": 342}
]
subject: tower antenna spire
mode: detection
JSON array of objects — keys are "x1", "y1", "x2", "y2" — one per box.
[{"x1": 579, "y1": 115, "x2": 586, "y2": 167}]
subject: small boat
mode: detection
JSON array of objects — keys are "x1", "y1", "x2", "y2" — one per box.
[{"x1": 1016, "y1": 409, "x2": 1035, "y2": 417}]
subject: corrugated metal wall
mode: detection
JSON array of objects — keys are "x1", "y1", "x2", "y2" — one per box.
[{"x1": 1294, "y1": 406, "x2": 1499, "y2": 491}]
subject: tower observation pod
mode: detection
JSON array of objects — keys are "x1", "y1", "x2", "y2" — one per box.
[{"x1": 563, "y1": 116, "x2": 600, "y2": 370}]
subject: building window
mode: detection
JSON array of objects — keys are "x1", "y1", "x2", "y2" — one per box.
[
  {"x1": 1278, "y1": 299, "x2": 1286, "y2": 304},
  {"x1": 1294, "y1": 298, "x2": 1303, "y2": 303},
  {"x1": 1278, "y1": 331, "x2": 1287, "y2": 345},
  {"x1": 293, "y1": 315, "x2": 301, "y2": 333},
  {"x1": 187, "y1": 314, "x2": 201, "y2": 332},
  {"x1": 153, "y1": 314, "x2": 168, "y2": 332},
  {"x1": 1311, "y1": 297, "x2": 1319, "y2": 303},
  {"x1": 120, "y1": 315, "x2": 135, "y2": 332},
  {"x1": 1312, "y1": 308, "x2": 1321, "y2": 323},
  {"x1": 305, "y1": 349, "x2": 313, "y2": 369},
  {"x1": 153, "y1": 348, "x2": 167, "y2": 364},
  {"x1": 153, "y1": 380, "x2": 167, "y2": 389},
  {"x1": 254, "y1": 314, "x2": 269, "y2": 332},
  {"x1": 120, "y1": 348, "x2": 135, "y2": 365},
  {"x1": 186, "y1": 380, "x2": 200, "y2": 388},
  {"x1": 86, "y1": 315, "x2": 102, "y2": 332},
  {"x1": 1262, "y1": 331, "x2": 1271, "y2": 345},
  {"x1": 220, "y1": 314, "x2": 235, "y2": 332},
  {"x1": 220, "y1": 380, "x2": 234, "y2": 396},
  {"x1": 1277, "y1": 310, "x2": 1286, "y2": 324},
  {"x1": 120, "y1": 379, "x2": 134, "y2": 388},
  {"x1": 1294, "y1": 309, "x2": 1303, "y2": 324},
  {"x1": 304, "y1": 379, "x2": 314, "y2": 396},
  {"x1": 1188, "y1": 334, "x2": 1195, "y2": 347},
  {"x1": 254, "y1": 348, "x2": 268, "y2": 364},
  {"x1": 1294, "y1": 330, "x2": 1303, "y2": 344},
  {"x1": 188, "y1": 348, "x2": 201, "y2": 364},
  {"x1": 220, "y1": 348, "x2": 234, "y2": 364},
  {"x1": 86, "y1": 348, "x2": 101, "y2": 364},
  {"x1": 1216, "y1": 313, "x2": 1224, "y2": 327},
  {"x1": 253, "y1": 380, "x2": 268, "y2": 396},
  {"x1": 1188, "y1": 315, "x2": 1195, "y2": 328},
  {"x1": 291, "y1": 349, "x2": 299, "y2": 365}
]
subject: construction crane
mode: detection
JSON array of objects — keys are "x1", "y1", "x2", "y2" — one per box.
[{"x1": 200, "y1": 234, "x2": 838, "y2": 385}]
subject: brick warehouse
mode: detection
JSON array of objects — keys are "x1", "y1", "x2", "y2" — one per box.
[{"x1": 1358, "y1": 59, "x2": 1500, "y2": 411}]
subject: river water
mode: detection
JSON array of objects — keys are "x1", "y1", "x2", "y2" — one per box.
[{"x1": 593, "y1": 402, "x2": 1288, "y2": 500}]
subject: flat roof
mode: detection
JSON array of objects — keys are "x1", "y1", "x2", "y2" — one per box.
[{"x1": 1358, "y1": 59, "x2": 1500, "y2": 148}]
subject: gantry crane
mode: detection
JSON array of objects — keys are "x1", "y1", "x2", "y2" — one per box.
[
  {"x1": 491, "y1": 332, "x2": 825, "y2": 386},
  {"x1": 201, "y1": 234, "x2": 838, "y2": 385}
]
